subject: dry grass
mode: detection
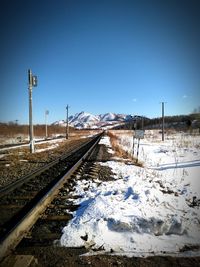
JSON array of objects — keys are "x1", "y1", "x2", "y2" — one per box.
[
  {"x1": 107, "y1": 131, "x2": 143, "y2": 167},
  {"x1": 0, "y1": 123, "x2": 75, "y2": 138},
  {"x1": 0, "y1": 124, "x2": 102, "y2": 140}
]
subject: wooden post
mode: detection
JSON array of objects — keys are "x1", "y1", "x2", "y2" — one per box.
[
  {"x1": 132, "y1": 135, "x2": 135, "y2": 156},
  {"x1": 162, "y1": 102, "x2": 165, "y2": 141},
  {"x1": 136, "y1": 138, "x2": 140, "y2": 163}
]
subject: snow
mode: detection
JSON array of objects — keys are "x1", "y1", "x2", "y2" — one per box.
[
  {"x1": 0, "y1": 137, "x2": 65, "y2": 152},
  {"x1": 35, "y1": 143, "x2": 59, "y2": 153},
  {"x1": 100, "y1": 112, "x2": 117, "y2": 121},
  {"x1": 69, "y1": 112, "x2": 99, "y2": 128},
  {"x1": 98, "y1": 135, "x2": 114, "y2": 154},
  {"x1": 60, "y1": 131, "x2": 200, "y2": 256},
  {"x1": 54, "y1": 111, "x2": 133, "y2": 129},
  {"x1": 52, "y1": 120, "x2": 66, "y2": 126}
]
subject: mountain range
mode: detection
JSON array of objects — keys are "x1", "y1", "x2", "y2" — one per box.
[{"x1": 52, "y1": 111, "x2": 134, "y2": 129}]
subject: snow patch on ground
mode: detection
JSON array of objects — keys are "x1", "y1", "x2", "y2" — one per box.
[
  {"x1": 98, "y1": 135, "x2": 115, "y2": 154},
  {"x1": 60, "y1": 132, "x2": 200, "y2": 256},
  {"x1": 0, "y1": 138, "x2": 65, "y2": 152}
]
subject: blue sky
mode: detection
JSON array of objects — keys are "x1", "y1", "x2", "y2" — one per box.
[{"x1": 0, "y1": 0, "x2": 200, "y2": 124}]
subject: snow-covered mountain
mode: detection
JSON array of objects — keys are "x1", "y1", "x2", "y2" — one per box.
[
  {"x1": 53, "y1": 111, "x2": 134, "y2": 129},
  {"x1": 52, "y1": 120, "x2": 66, "y2": 126},
  {"x1": 69, "y1": 112, "x2": 99, "y2": 128},
  {"x1": 99, "y1": 113, "x2": 117, "y2": 122}
]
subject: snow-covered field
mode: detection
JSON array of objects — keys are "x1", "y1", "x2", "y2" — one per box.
[{"x1": 60, "y1": 130, "x2": 200, "y2": 256}]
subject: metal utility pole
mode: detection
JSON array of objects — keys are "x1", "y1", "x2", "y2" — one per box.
[
  {"x1": 66, "y1": 105, "x2": 69, "y2": 139},
  {"x1": 28, "y1": 69, "x2": 37, "y2": 153},
  {"x1": 45, "y1": 110, "x2": 49, "y2": 139},
  {"x1": 161, "y1": 102, "x2": 165, "y2": 141}
]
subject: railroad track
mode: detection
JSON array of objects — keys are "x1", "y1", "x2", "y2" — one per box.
[{"x1": 0, "y1": 133, "x2": 103, "y2": 263}]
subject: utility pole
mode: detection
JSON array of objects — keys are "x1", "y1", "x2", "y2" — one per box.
[
  {"x1": 66, "y1": 105, "x2": 69, "y2": 139},
  {"x1": 45, "y1": 110, "x2": 49, "y2": 139},
  {"x1": 161, "y1": 102, "x2": 165, "y2": 141},
  {"x1": 28, "y1": 69, "x2": 37, "y2": 153}
]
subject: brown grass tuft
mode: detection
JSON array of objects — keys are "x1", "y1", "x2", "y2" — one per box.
[{"x1": 107, "y1": 131, "x2": 143, "y2": 167}]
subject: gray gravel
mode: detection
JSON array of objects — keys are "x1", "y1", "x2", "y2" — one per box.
[{"x1": 0, "y1": 138, "x2": 91, "y2": 188}]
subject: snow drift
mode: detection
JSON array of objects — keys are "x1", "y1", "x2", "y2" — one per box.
[{"x1": 60, "y1": 132, "x2": 200, "y2": 256}]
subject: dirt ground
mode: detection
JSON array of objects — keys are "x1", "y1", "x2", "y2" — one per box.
[{"x1": 12, "y1": 246, "x2": 200, "y2": 267}]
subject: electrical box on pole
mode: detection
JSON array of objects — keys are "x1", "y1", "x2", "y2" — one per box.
[{"x1": 32, "y1": 76, "x2": 38, "y2": 87}]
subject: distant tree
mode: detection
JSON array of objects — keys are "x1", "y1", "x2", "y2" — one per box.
[{"x1": 186, "y1": 119, "x2": 192, "y2": 127}]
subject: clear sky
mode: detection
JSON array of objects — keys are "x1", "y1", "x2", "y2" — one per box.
[{"x1": 0, "y1": 0, "x2": 200, "y2": 124}]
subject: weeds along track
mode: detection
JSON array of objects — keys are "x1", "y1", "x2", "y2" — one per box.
[{"x1": 0, "y1": 133, "x2": 103, "y2": 261}]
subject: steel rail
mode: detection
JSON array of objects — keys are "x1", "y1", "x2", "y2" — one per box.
[
  {"x1": 0, "y1": 133, "x2": 103, "y2": 260},
  {"x1": 0, "y1": 134, "x2": 99, "y2": 198}
]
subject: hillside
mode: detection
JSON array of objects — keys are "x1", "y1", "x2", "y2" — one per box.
[{"x1": 53, "y1": 111, "x2": 134, "y2": 129}]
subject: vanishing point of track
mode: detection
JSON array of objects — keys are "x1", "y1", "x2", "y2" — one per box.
[{"x1": 0, "y1": 133, "x2": 103, "y2": 261}]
